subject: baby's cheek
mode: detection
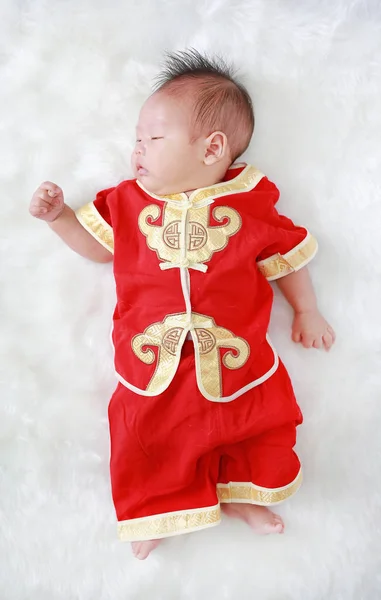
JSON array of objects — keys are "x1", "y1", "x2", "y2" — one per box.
[{"x1": 130, "y1": 154, "x2": 137, "y2": 174}]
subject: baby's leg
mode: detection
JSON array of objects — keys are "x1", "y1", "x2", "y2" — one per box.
[
  {"x1": 108, "y1": 354, "x2": 223, "y2": 559},
  {"x1": 131, "y1": 540, "x2": 161, "y2": 560},
  {"x1": 218, "y1": 422, "x2": 302, "y2": 535}
]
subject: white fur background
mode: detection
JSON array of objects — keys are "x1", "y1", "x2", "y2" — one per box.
[{"x1": 1, "y1": 0, "x2": 381, "y2": 598}]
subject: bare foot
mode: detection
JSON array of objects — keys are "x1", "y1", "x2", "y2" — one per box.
[
  {"x1": 131, "y1": 539, "x2": 161, "y2": 560},
  {"x1": 222, "y1": 503, "x2": 284, "y2": 534}
]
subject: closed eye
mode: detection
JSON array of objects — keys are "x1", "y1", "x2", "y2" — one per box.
[{"x1": 151, "y1": 137, "x2": 163, "y2": 140}]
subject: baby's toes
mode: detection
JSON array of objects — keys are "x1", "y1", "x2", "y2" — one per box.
[
  {"x1": 274, "y1": 522, "x2": 284, "y2": 534},
  {"x1": 272, "y1": 514, "x2": 285, "y2": 532},
  {"x1": 262, "y1": 520, "x2": 283, "y2": 534}
]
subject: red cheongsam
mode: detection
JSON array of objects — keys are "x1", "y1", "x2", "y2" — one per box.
[{"x1": 76, "y1": 164, "x2": 318, "y2": 541}]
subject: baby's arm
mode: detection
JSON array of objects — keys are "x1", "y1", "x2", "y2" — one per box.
[
  {"x1": 29, "y1": 181, "x2": 112, "y2": 263},
  {"x1": 276, "y1": 267, "x2": 335, "y2": 351}
]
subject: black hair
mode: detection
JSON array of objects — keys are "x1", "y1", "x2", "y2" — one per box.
[{"x1": 154, "y1": 49, "x2": 254, "y2": 159}]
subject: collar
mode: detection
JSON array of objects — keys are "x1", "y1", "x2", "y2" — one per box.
[{"x1": 136, "y1": 164, "x2": 265, "y2": 207}]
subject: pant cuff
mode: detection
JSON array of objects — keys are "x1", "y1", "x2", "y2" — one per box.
[
  {"x1": 217, "y1": 468, "x2": 302, "y2": 505},
  {"x1": 117, "y1": 503, "x2": 221, "y2": 541}
]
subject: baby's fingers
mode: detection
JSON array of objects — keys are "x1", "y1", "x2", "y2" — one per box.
[
  {"x1": 30, "y1": 203, "x2": 49, "y2": 216},
  {"x1": 36, "y1": 190, "x2": 60, "y2": 206},
  {"x1": 30, "y1": 196, "x2": 55, "y2": 215},
  {"x1": 301, "y1": 333, "x2": 315, "y2": 349},
  {"x1": 292, "y1": 329, "x2": 302, "y2": 343},
  {"x1": 39, "y1": 181, "x2": 60, "y2": 196}
]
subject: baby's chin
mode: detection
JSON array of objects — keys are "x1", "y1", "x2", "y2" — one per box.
[
  {"x1": 136, "y1": 174, "x2": 180, "y2": 196},
  {"x1": 135, "y1": 171, "x2": 152, "y2": 188},
  {"x1": 136, "y1": 172, "x2": 155, "y2": 190}
]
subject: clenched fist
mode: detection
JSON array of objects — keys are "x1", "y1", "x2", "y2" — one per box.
[
  {"x1": 29, "y1": 181, "x2": 65, "y2": 222},
  {"x1": 292, "y1": 309, "x2": 336, "y2": 351}
]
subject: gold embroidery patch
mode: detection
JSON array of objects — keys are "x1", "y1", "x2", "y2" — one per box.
[
  {"x1": 188, "y1": 222, "x2": 208, "y2": 250},
  {"x1": 131, "y1": 313, "x2": 189, "y2": 394},
  {"x1": 138, "y1": 203, "x2": 241, "y2": 268},
  {"x1": 163, "y1": 221, "x2": 181, "y2": 249},
  {"x1": 162, "y1": 327, "x2": 183, "y2": 355},
  {"x1": 192, "y1": 314, "x2": 250, "y2": 399},
  {"x1": 196, "y1": 329, "x2": 216, "y2": 354},
  {"x1": 131, "y1": 312, "x2": 250, "y2": 398}
]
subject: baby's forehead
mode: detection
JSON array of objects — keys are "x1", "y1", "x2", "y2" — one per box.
[{"x1": 137, "y1": 91, "x2": 193, "y2": 129}]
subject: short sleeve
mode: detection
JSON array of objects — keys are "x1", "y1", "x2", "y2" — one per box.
[
  {"x1": 75, "y1": 187, "x2": 115, "y2": 254},
  {"x1": 256, "y1": 202, "x2": 318, "y2": 281}
]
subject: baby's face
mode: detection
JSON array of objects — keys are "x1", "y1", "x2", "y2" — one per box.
[{"x1": 132, "y1": 92, "x2": 204, "y2": 195}]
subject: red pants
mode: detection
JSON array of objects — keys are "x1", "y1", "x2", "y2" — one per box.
[{"x1": 109, "y1": 342, "x2": 303, "y2": 541}]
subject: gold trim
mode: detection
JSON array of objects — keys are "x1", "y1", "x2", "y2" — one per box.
[
  {"x1": 257, "y1": 233, "x2": 318, "y2": 281},
  {"x1": 136, "y1": 181, "x2": 188, "y2": 204},
  {"x1": 189, "y1": 165, "x2": 264, "y2": 205},
  {"x1": 217, "y1": 470, "x2": 302, "y2": 505},
  {"x1": 228, "y1": 162, "x2": 246, "y2": 170},
  {"x1": 118, "y1": 504, "x2": 221, "y2": 541},
  {"x1": 75, "y1": 202, "x2": 114, "y2": 254},
  {"x1": 284, "y1": 233, "x2": 318, "y2": 270},
  {"x1": 136, "y1": 165, "x2": 264, "y2": 204},
  {"x1": 116, "y1": 472, "x2": 301, "y2": 541}
]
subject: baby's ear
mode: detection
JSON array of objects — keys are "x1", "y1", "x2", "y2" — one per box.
[{"x1": 203, "y1": 131, "x2": 229, "y2": 165}]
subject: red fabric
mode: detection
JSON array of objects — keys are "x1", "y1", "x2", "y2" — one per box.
[
  {"x1": 89, "y1": 166, "x2": 309, "y2": 526},
  {"x1": 93, "y1": 186, "x2": 115, "y2": 227},
  {"x1": 109, "y1": 341, "x2": 302, "y2": 521},
  {"x1": 93, "y1": 168, "x2": 309, "y2": 396},
  {"x1": 256, "y1": 202, "x2": 309, "y2": 262}
]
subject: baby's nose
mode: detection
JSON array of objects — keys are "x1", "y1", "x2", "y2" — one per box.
[{"x1": 135, "y1": 141, "x2": 145, "y2": 155}]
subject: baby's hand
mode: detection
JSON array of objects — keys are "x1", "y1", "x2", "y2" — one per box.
[
  {"x1": 29, "y1": 181, "x2": 65, "y2": 222},
  {"x1": 292, "y1": 309, "x2": 335, "y2": 351}
]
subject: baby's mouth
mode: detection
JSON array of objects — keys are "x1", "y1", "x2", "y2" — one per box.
[{"x1": 137, "y1": 164, "x2": 148, "y2": 176}]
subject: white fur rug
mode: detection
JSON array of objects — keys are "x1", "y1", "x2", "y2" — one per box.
[{"x1": 1, "y1": 0, "x2": 381, "y2": 598}]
